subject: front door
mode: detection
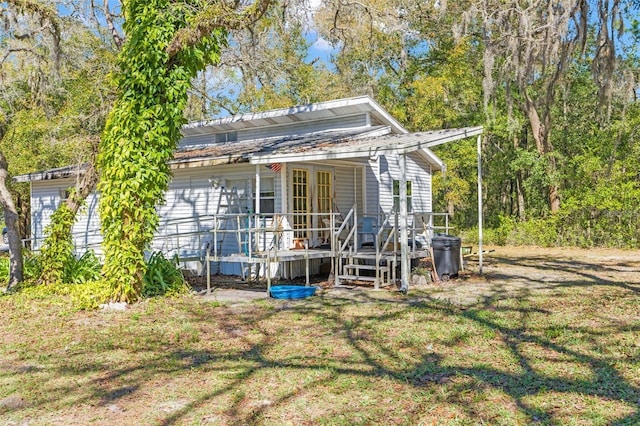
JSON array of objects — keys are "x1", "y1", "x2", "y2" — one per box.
[
  {"x1": 316, "y1": 170, "x2": 333, "y2": 245},
  {"x1": 291, "y1": 168, "x2": 310, "y2": 242}
]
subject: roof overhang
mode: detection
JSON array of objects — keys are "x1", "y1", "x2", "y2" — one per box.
[
  {"x1": 13, "y1": 164, "x2": 87, "y2": 183},
  {"x1": 181, "y1": 96, "x2": 408, "y2": 136},
  {"x1": 249, "y1": 126, "x2": 482, "y2": 170},
  {"x1": 15, "y1": 126, "x2": 482, "y2": 182}
]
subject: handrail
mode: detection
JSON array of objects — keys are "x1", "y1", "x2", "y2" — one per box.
[{"x1": 39, "y1": 210, "x2": 451, "y2": 280}]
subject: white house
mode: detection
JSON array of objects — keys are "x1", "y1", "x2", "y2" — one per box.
[{"x1": 15, "y1": 96, "x2": 482, "y2": 291}]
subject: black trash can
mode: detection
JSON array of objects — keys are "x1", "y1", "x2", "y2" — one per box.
[{"x1": 431, "y1": 235, "x2": 462, "y2": 280}]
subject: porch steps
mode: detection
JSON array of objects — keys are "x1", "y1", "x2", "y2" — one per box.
[
  {"x1": 343, "y1": 264, "x2": 380, "y2": 271},
  {"x1": 336, "y1": 254, "x2": 391, "y2": 288}
]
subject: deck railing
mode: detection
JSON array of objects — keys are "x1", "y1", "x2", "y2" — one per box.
[{"x1": 27, "y1": 210, "x2": 451, "y2": 280}]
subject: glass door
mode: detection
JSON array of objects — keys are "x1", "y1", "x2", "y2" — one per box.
[
  {"x1": 291, "y1": 169, "x2": 310, "y2": 241},
  {"x1": 316, "y1": 170, "x2": 333, "y2": 245}
]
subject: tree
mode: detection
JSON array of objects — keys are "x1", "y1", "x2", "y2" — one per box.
[
  {"x1": 0, "y1": 152, "x2": 23, "y2": 290},
  {"x1": 0, "y1": 0, "x2": 65, "y2": 287},
  {"x1": 98, "y1": 0, "x2": 272, "y2": 302},
  {"x1": 461, "y1": 0, "x2": 639, "y2": 214},
  {"x1": 0, "y1": 1, "x2": 117, "y2": 286}
]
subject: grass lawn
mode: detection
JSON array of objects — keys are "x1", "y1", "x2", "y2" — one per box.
[{"x1": 1, "y1": 246, "x2": 639, "y2": 425}]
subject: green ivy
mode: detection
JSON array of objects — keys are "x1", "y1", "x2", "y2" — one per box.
[
  {"x1": 98, "y1": 0, "x2": 225, "y2": 302},
  {"x1": 38, "y1": 203, "x2": 75, "y2": 285}
]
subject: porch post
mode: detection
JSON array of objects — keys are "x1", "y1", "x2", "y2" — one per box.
[
  {"x1": 255, "y1": 165, "x2": 261, "y2": 214},
  {"x1": 399, "y1": 153, "x2": 409, "y2": 293},
  {"x1": 477, "y1": 134, "x2": 483, "y2": 274},
  {"x1": 280, "y1": 163, "x2": 287, "y2": 215}
]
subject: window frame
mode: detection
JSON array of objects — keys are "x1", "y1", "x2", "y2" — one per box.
[{"x1": 392, "y1": 180, "x2": 412, "y2": 212}]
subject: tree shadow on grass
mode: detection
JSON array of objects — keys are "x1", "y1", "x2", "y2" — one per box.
[{"x1": 1, "y1": 250, "x2": 639, "y2": 424}]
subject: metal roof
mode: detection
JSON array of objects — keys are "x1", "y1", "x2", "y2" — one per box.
[
  {"x1": 247, "y1": 127, "x2": 483, "y2": 166},
  {"x1": 14, "y1": 126, "x2": 482, "y2": 182},
  {"x1": 173, "y1": 126, "x2": 392, "y2": 165},
  {"x1": 13, "y1": 164, "x2": 87, "y2": 183},
  {"x1": 174, "y1": 126, "x2": 483, "y2": 171}
]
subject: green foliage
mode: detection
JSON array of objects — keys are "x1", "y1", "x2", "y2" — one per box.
[
  {"x1": 68, "y1": 280, "x2": 113, "y2": 310},
  {"x1": 0, "y1": 252, "x2": 39, "y2": 285},
  {"x1": 62, "y1": 250, "x2": 101, "y2": 284},
  {"x1": 0, "y1": 256, "x2": 7, "y2": 283},
  {"x1": 38, "y1": 203, "x2": 75, "y2": 284},
  {"x1": 3, "y1": 249, "x2": 186, "y2": 308},
  {"x1": 98, "y1": 0, "x2": 225, "y2": 302},
  {"x1": 15, "y1": 279, "x2": 112, "y2": 311},
  {"x1": 0, "y1": 251, "x2": 41, "y2": 285},
  {"x1": 23, "y1": 252, "x2": 42, "y2": 281},
  {"x1": 142, "y1": 251, "x2": 189, "y2": 298}
]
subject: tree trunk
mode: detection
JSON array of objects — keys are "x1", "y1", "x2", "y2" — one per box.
[
  {"x1": 0, "y1": 151, "x2": 23, "y2": 290},
  {"x1": 548, "y1": 156, "x2": 561, "y2": 213},
  {"x1": 515, "y1": 170, "x2": 526, "y2": 220},
  {"x1": 65, "y1": 162, "x2": 99, "y2": 215},
  {"x1": 513, "y1": 135, "x2": 526, "y2": 220},
  {"x1": 523, "y1": 95, "x2": 560, "y2": 213}
]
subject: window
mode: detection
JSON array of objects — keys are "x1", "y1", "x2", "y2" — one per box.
[
  {"x1": 317, "y1": 171, "x2": 333, "y2": 244},
  {"x1": 215, "y1": 131, "x2": 238, "y2": 143},
  {"x1": 316, "y1": 171, "x2": 332, "y2": 215},
  {"x1": 253, "y1": 177, "x2": 275, "y2": 215},
  {"x1": 393, "y1": 180, "x2": 412, "y2": 212},
  {"x1": 59, "y1": 188, "x2": 72, "y2": 201}
]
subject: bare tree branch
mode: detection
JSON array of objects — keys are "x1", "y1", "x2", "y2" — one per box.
[
  {"x1": 166, "y1": 0, "x2": 273, "y2": 58},
  {"x1": 101, "y1": 0, "x2": 123, "y2": 49}
]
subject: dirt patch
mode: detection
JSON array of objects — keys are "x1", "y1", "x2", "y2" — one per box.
[{"x1": 422, "y1": 245, "x2": 640, "y2": 306}]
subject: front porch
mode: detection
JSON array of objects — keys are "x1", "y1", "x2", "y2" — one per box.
[{"x1": 154, "y1": 206, "x2": 453, "y2": 294}]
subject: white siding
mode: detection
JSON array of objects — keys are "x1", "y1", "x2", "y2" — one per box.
[
  {"x1": 375, "y1": 152, "x2": 433, "y2": 216},
  {"x1": 30, "y1": 179, "x2": 68, "y2": 250},
  {"x1": 365, "y1": 158, "x2": 380, "y2": 216},
  {"x1": 30, "y1": 179, "x2": 103, "y2": 255},
  {"x1": 153, "y1": 164, "x2": 280, "y2": 276},
  {"x1": 241, "y1": 114, "x2": 368, "y2": 142},
  {"x1": 334, "y1": 165, "x2": 363, "y2": 217},
  {"x1": 30, "y1": 164, "x2": 283, "y2": 273},
  {"x1": 72, "y1": 192, "x2": 102, "y2": 255},
  {"x1": 407, "y1": 152, "x2": 433, "y2": 213}
]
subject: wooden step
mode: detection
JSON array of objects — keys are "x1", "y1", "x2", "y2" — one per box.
[
  {"x1": 343, "y1": 264, "x2": 388, "y2": 271},
  {"x1": 336, "y1": 274, "x2": 378, "y2": 282},
  {"x1": 342, "y1": 252, "x2": 397, "y2": 261}
]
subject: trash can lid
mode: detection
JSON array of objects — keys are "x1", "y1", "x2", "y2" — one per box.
[{"x1": 431, "y1": 234, "x2": 461, "y2": 242}]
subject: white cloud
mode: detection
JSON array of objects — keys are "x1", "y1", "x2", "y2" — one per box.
[
  {"x1": 312, "y1": 37, "x2": 333, "y2": 52},
  {"x1": 308, "y1": 0, "x2": 322, "y2": 10}
]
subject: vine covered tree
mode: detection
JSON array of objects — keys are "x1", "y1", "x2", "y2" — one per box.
[{"x1": 98, "y1": 0, "x2": 271, "y2": 302}]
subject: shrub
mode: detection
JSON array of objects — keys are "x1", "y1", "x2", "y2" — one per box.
[
  {"x1": 63, "y1": 251, "x2": 101, "y2": 284},
  {"x1": 0, "y1": 251, "x2": 41, "y2": 285},
  {"x1": 23, "y1": 252, "x2": 42, "y2": 281},
  {"x1": 0, "y1": 257, "x2": 8, "y2": 284},
  {"x1": 464, "y1": 216, "x2": 559, "y2": 247},
  {"x1": 142, "y1": 251, "x2": 189, "y2": 298}
]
